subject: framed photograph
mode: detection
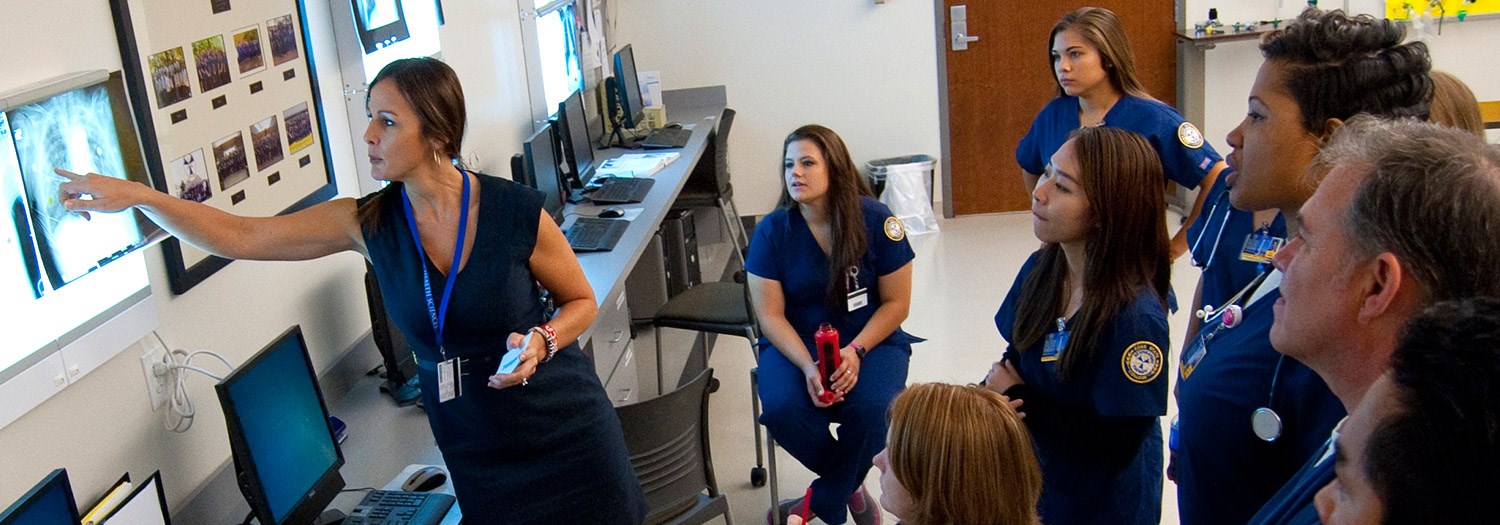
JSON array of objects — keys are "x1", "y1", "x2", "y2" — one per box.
[
  {"x1": 267, "y1": 15, "x2": 300, "y2": 66},
  {"x1": 212, "y1": 131, "x2": 249, "y2": 190},
  {"x1": 192, "y1": 35, "x2": 232, "y2": 93},
  {"x1": 167, "y1": 149, "x2": 212, "y2": 202},
  {"x1": 250, "y1": 115, "x2": 284, "y2": 171},
  {"x1": 111, "y1": 0, "x2": 337, "y2": 294},
  {"x1": 148, "y1": 47, "x2": 192, "y2": 109},
  {"x1": 232, "y1": 25, "x2": 265, "y2": 76}
]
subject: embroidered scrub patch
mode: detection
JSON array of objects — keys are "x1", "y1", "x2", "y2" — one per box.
[
  {"x1": 1178, "y1": 122, "x2": 1205, "y2": 149},
  {"x1": 1122, "y1": 340, "x2": 1164, "y2": 384},
  {"x1": 883, "y1": 216, "x2": 906, "y2": 241}
]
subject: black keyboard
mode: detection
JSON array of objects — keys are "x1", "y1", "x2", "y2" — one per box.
[
  {"x1": 566, "y1": 217, "x2": 629, "y2": 252},
  {"x1": 344, "y1": 490, "x2": 455, "y2": 525},
  {"x1": 587, "y1": 177, "x2": 655, "y2": 204},
  {"x1": 640, "y1": 127, "x2": 691, "y2": 149}
]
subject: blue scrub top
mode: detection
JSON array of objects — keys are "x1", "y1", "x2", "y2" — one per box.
[
  {"x1": 1174, "y1": 283, "x2": 1345, "y2": 525},
  {"x1": 1185, "y1": 172, "x2": 1288, "y2": 309},
  {"x1": 995, "y1": 251, "x2": 1169, "y2": 525},
  {"x1": 1249, "y1": 435, "x2": 1339, "y2": 525},
  {"x1": 745, "y1": 196, "x2": 921, "y2": 351},
  {"x1": 1016, "y1": 95, "x2": 1220, "y2": 189}
]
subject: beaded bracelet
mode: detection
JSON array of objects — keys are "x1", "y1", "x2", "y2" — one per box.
[{"x1": 534, "y1": 324, "x2": 559, "y2": 362}]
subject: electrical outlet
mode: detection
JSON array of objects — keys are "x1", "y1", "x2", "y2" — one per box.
[{"x1": 139, "y1": 335, "x2": 171, "y2": 411}]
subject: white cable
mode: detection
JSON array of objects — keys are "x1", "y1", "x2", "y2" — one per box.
[{"x1": 158, "y1": 346, "x2": 235, "y2": 433}]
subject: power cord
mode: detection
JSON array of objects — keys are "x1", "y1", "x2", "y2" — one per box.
[{"x1": 150, "y1": 332, "x2": 235, "y2": 433}]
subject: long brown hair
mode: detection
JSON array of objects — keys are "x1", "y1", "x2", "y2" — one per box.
[
  {"x1": 887, "y1": 383, "x2": 1042, "y2": 525},
  {"x1": 1428, "y1": 70, "x2": 1484, "y2": 138},
  {"x1": 1013, "y1": 127, "x2": 1170, "y2": 381},
  {"x1": 1049, "y1": 7, "x2": 1151, "y2": 99},
  {"x1": 777, "y1": 125, "x2": 874, "y2": 312},
  {"x1": 356, "y1": 57, "x2": 468, "y2": 229}
]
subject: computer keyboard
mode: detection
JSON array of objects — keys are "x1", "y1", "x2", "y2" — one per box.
[
  {"x1": 566, "y1": 217, "x2": 630, "y2": 252},
  {"x1": 343, "y1": 490, "x2": 455, "y2": 525},
  {"x1": 640, "y1": 127, "x2": 692, "y2": 149},
  {"x1": 587, "y1": 177, "x2": 655, "y2": 204}
]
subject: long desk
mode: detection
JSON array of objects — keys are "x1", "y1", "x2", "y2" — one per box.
[{"x1": 174, "y1": 86, "x2": 729, "y2": 524}]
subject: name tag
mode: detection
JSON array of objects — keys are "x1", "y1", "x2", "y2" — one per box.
[
  {"x1": 1240, "y1": 228, "x2": 1285, "y2": 264},
  {"x1": 847, "y1": 288, "x2": 869, "y2": 312},
  {"x1": 1042, "y1": 330, "x2": 1069, "y2": 362},
  {"x1": 1181, "y1": 334, "x2": 1208, "y2": 379},
  {"x1": 437, "y1": 357, "x2": 461, "y2": 402}
]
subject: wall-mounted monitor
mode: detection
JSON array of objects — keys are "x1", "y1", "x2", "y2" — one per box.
[{"x1": 352, "y1": 0, "x2": 411, "y2": 54}]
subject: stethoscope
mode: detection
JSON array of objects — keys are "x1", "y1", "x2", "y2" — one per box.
[
  {"x1": 1187, "y1": 189, "x2": 1232, "y2": 271},
  {"x1": 1192, "y1": 265, "x2": 1287, "y2": 442}
]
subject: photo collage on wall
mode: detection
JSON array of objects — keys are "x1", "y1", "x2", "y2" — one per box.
[
  {"x1": 113, "y1": 0, "x2": 335, "y2": 294},
  {"x1": 138, "y1": 10, "x2": 319, "y2": 205}
]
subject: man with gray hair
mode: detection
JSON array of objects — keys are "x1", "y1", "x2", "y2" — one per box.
[{"x1": 1251, "y1": 114, "x2": 1500, "y2": 524}]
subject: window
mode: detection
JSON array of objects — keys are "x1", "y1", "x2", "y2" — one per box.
[{"x1": 521, "y1": 0, "x2": 585, "y2": 122}]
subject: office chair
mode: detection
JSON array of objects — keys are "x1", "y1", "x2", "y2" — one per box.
[
  {"x1": 616, "y1": 368, "x2": 733, "y2": 525},
  {"x1": 673, "y1": 108, "x2": 748, "y2": 266},
  {"x1": 651, "y1": 266, "x2": 780, "y2": 511}
]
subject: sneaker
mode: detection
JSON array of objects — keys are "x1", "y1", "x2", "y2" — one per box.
[
  {"x1": 848, "y1": 485, "x2": 882, "y2": 525},
  {"x1": 768, "y1": 495, "x2": 814, "y2": 525}
]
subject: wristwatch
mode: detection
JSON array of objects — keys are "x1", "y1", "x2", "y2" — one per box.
[{"x1": 850, "y1": 342, "x2": 868, "y2": 358}]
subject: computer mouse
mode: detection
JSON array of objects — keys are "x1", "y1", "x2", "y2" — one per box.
[
  {"x1": 402, "y1": 466, "x2": 447, "y2": 492},
  {"x1": 598, "y1": 206, "x2": 626, "y2": 219},
  {"x1": 665, "y1": 122, "x2": 684, "y2": 130}
]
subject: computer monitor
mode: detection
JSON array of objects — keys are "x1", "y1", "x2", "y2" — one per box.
[
  {"x1": 521, "y1": 124, "x2": 566, "y2": 225},
  {"x1": 99, "y1": 471, "x2": 169, "y2": 525},
  {"x1": 555, "y1": 90, "x2": 595, "y2": 186},
  {"x1": 216, "y1": 326, "x2": 345, "y2": 525},
  {"x1": 611, "y1": 44, "x2": 646, "y2": 129},
  {"x1": 0, "y1": 468, "x2": 80, "y2": 525},
  {"x1": 350, "y1": 0, "x2": 411, "y2": 54}
]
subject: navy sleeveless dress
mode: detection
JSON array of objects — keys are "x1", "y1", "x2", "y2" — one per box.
[{"x1": 359, "y1": 173, "x2": 647, "y2": 524}]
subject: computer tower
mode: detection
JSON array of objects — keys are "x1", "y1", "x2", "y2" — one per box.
[
  {"x1": 661, "y1": 208, "x2": 701, "y2": 297},
  {"x1": 626, "y1": 233, "x2": 669, "y2": 322}
]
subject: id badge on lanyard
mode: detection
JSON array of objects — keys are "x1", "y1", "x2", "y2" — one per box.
[
  {"x1": 845, "y1": 266, "x2": 868, "y2": 312},
  {"x1": 403, "y1": 172, "x2": 471, "y2": 403},
  {"x1": 1240, "y1": 225, "x2": 1285, "y2": 264},
  {"x1": 1042, "y1": 317, "x2": 1069, "y2": 362}
]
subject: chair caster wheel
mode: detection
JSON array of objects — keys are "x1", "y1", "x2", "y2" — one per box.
[
  {"x1": 751, "y1": 467, "x2": 767, "y2": 487},
  {"x1": 708, "y1": 377, "x2": 721, "y2": 393}
]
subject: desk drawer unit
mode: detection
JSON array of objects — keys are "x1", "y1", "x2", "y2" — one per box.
[{"x1": 588, "y1": 286, "x2": 633, "y2": 382}]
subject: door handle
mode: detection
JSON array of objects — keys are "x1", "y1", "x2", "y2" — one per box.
[{"x1": 950, "y1": 5, "x2": 980, "y2": 51}]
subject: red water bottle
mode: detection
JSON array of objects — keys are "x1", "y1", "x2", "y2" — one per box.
[{"x1": 814, "y1": 323, "x2": 841, "y2": 403}]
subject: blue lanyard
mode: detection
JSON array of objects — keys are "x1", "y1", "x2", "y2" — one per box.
[{"x1": 400, "y1": 171, "x2": 471, "y2": 360}]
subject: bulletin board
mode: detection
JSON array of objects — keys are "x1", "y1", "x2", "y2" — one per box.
[
  {"x1": 1386, "y1": 0, "x2": 1497, "y2": 20},
  {"x1": 111, "y1": 0, "x2": 337, "y2": 295}
]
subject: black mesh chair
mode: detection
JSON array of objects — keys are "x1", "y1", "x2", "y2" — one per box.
[
  {"x1": 616, "y1": 368, "x2": 733, "y2": 525},
  {"x1": 673, "y1": 108, "x2": 747, "y2": 266}
]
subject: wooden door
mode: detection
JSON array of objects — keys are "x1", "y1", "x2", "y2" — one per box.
[{"x1": 941, "y1": 1, "x2": 1178, "y2": 215}]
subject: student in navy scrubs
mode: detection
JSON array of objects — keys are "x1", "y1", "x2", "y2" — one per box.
[
  {"x1": 1170, "y1": 10, "x2": 1432, "y2": 525},
  {"x1": 747, "y1": 125, "x2": 919, "y2": 525},
  {"x1": 1314, "y1": 298, "x2": 1500, "y2": 524},
  {"x1": 56, "y1": 58, "x2": 646, "y2": 524},
  {"x1": 1017, "y1": 6, "x2": 1225, "y2": 259},
  {"x1": 985, "y1": 126, "x2": 1170, "y2": 525},
  {"x1": 1248, "y1": 115, "x2": 1500, "y2": 525}
]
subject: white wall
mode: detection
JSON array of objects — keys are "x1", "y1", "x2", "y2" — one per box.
[
  {"x1": 611, "y1": 0, "x2": 943, "y2": 216},
  {"x1": 0, "y1": 0, "x2": 538, "y2": 512},
  {"x1": 1183, "y1": 1, "x2": 1500, "y2": 151}
]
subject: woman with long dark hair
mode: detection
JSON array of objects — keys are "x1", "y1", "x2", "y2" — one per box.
[
  {"x1": 986, "y1": 126, "x2": 1171, "y2": 524},
  {"x1": 56, "y1": 57, "x2": 646, "y2": 524},
  {"x1": 748, "y1": 125, "x2": 920, "y2": 525},
  {"x1": 1017, "y1": 6, "x2": 1225, "y2": 260}
]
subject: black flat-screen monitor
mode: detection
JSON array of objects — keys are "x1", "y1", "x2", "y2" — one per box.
[
  {"x1": 351, "y1": 0, "x2": 411, "y2": 53},
  {"x1": 98, "y1": 471, "x2": 169, "y2": 525},
  {"x1": 612, "y1": 44, "x2": 646, "y2": 129},
  {"x1": 215, "y1": 326, "x2": 345, "y2": 525},
  {"x1": 522, "y1": 124, "x2": 565, "y2": 225},
  {"x1": 0, "y1": 468, "x2": 80, "y2": 525},
  {"x1": 556, "y1": 90, "x2": 594, "y2": 186}
]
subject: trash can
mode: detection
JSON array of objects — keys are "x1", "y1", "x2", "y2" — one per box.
[{"x1": 867, "y1": 155, "x2": 939, "y2": 235}]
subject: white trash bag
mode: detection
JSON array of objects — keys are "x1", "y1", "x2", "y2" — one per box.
[{"x1": 869, "y1": 155, "x2": 939, "y2": 235}]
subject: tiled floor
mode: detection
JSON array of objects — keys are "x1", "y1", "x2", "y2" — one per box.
[{"x1": 693, "y1": 211, "x2": 1199, "y2": 525}]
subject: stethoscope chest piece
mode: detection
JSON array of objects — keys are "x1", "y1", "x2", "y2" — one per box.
[{"x1": 1252, "y1": 407, "x2": 1283, "y2": 442}]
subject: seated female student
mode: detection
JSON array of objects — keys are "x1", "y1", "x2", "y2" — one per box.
[
  {"x1": 1017, "y1": 6, "x2": 1226, "y2": 260},
  {"x1": 56, "y1": 57, "x2": 646, "y2": 524},
  {"x1": 874, "y1": 382, "x2": 1042, "y2": 525},
  {"x1": 748, "y1": 124, "x2": 920, "y2": 525},
  {"x1": 985, "y1": 126, "x2": 1171, "y2": 525}
]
